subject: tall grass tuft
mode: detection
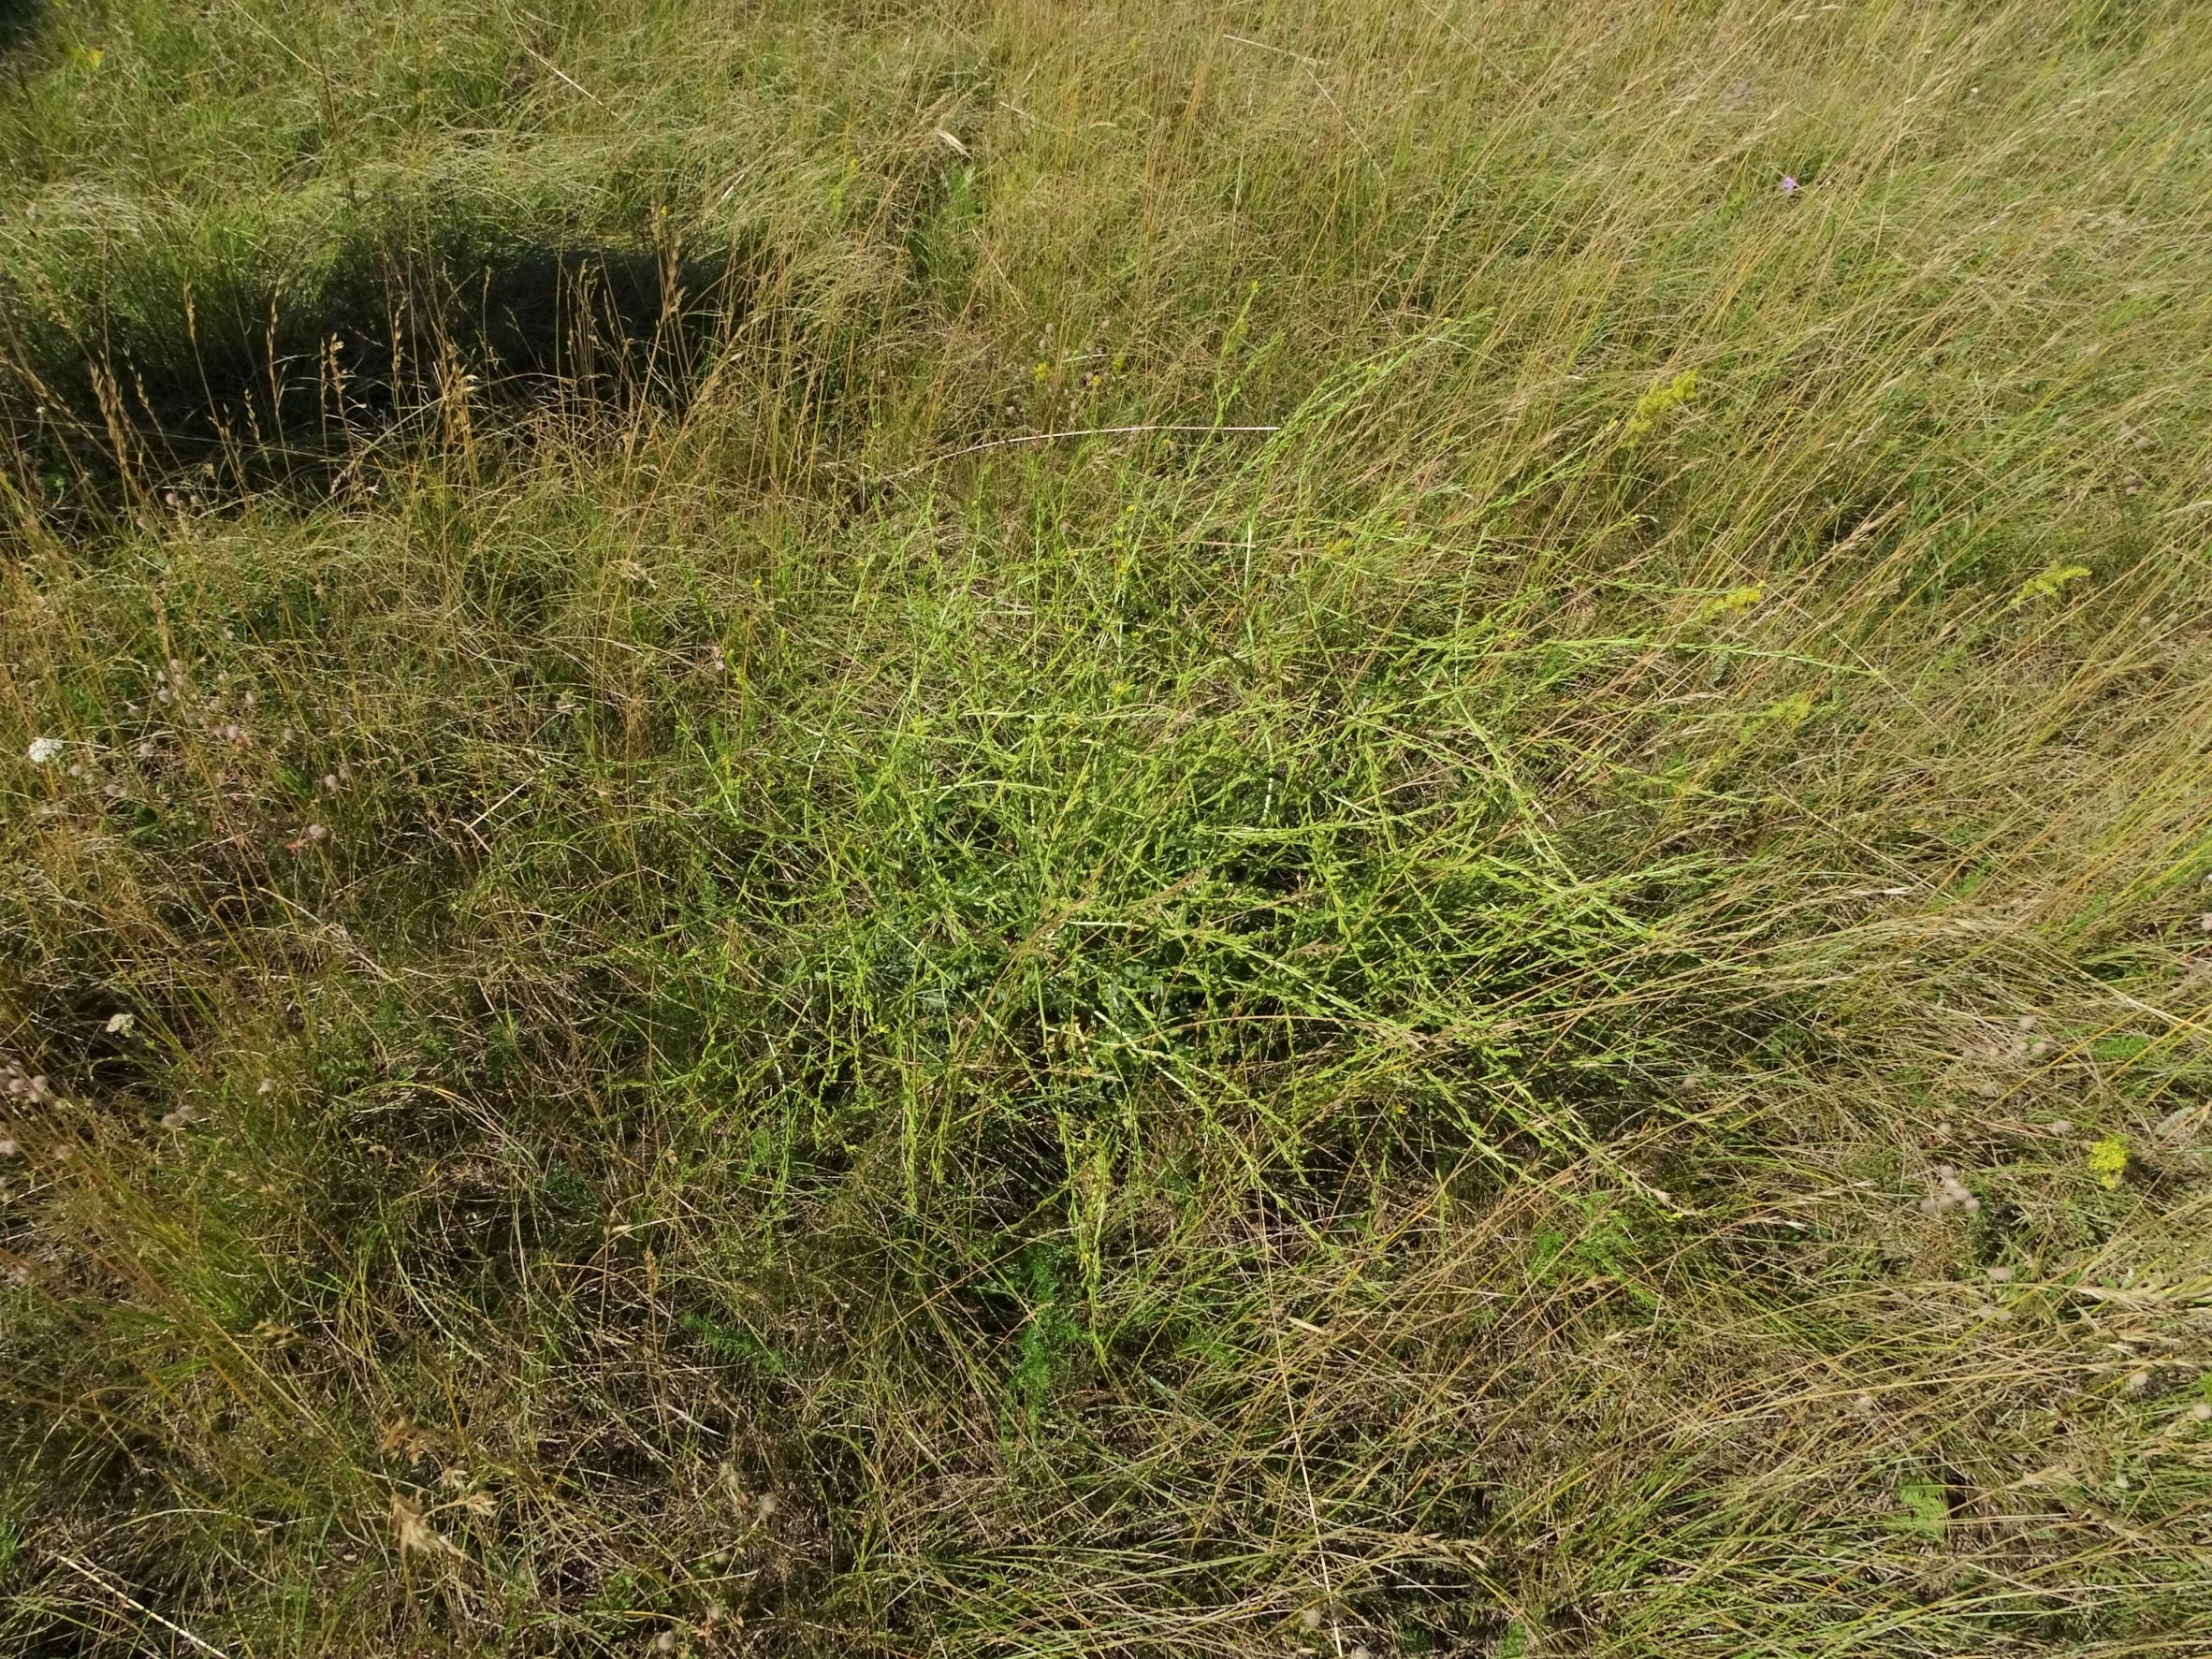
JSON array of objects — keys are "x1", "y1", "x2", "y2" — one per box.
[{"x1": 3, "y1": 1, "x2": 2209, "y2": 1654}]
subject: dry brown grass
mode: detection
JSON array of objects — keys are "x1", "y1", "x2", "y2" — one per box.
[{"x1": 2, "y1": 0, "x2": 2210, "y2": 1653}]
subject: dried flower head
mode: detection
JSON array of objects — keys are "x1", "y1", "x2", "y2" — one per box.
[{"x1": 390, "y1": 1493, "x2": 461, "y2": 1559}]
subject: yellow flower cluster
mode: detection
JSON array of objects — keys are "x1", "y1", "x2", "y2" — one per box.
[{"x1": 1623, "y1": 369, "x2": 1697, "y2": 444}]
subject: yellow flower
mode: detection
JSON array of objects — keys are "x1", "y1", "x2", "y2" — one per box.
[{"x1": 1623, "y1": 369, "x2": 1697, "y2": 444}]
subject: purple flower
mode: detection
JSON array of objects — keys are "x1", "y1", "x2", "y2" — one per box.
[{"x1": 1780, "y1": 175, "x2": 1799, "y2": 193}]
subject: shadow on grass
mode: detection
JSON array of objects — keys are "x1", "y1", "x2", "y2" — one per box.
[
  {"x1": 0, "y1": 0, "x2": 46, "y2": 58},
  {"x1": 0, "y1": 223, "x2": 766, "y2": 514}
]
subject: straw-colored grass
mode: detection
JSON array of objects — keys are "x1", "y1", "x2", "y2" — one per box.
[{"x1": 3, "y1": 2, "x2": 2209, "y2": 1653}]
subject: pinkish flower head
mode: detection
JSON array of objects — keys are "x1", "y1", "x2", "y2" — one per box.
[{"x1": 1780, "y1": 175, "x2": 1799, "y2": 193}]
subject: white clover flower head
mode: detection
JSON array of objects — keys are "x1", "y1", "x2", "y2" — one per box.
[
  {"x1": 105, "y1": 1011, "x2": 135, "y2": 1036},
  {"x1": 27, "y1": 736, "x2": 65, "y2": 764},
  {"x1": 1924, "y1": 1165, "x2": 1979, "y2": 1215}
]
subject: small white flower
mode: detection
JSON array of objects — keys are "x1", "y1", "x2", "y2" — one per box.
[
  {"x1": 27, "y1": 736, "x2": 64, "y2": 764},
  {"x1": 105, "y1": 1011, "x2": 135, "y2": 1036}
]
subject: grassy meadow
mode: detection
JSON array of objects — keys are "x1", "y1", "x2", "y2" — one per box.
[{"x1": 3, "y1": 0, "x2": 2211, "y2": 1653}]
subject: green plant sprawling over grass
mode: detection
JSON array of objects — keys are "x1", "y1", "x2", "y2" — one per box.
[{"x1": 3, "y1": 1, "x2": 2210, "y2": 1654}]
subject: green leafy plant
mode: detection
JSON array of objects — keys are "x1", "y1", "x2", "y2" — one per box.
[{"x1": 1897, "y1": 1478, "x2": 1950, "y2": 1541}]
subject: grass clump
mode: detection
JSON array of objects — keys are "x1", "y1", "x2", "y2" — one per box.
[{"x1": 4, "y1": 1, "x2": 2212, "y2": 1655}]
